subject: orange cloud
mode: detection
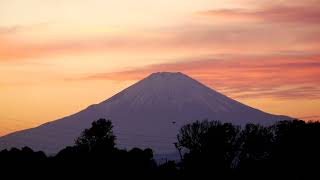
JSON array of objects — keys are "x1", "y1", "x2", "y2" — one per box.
[
  {"x1": 77, "y1": 53, "x2": 320, "y2": 100},
  {"x1": 0, "y1": 36, "x2": 145, "y2": 60},
  {"x1": 198, "y1": 3, "x2": 320, "y2": 24},
  {"x1": 298, "y1": 115, "x2": 320, "y2": 120},
  {"x1": 1, "y1": 17, "x2": 319, "y2": 61}
]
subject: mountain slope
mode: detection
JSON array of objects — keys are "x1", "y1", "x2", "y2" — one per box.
[{"x1": 0, "y1": 72, "x2": 291, "y2": 154}]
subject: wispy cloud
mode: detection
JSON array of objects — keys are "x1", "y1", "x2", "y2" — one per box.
[
  {"x1": 0, "y1": 23, "x2": 50, "y2": 34},
  {"x1": 197, "y1": 2, "x2": 320, "y2": 24},
  {"x1": 76, "y1": 53, "x2": 320, "y2": 100},
  {"x1": 1, "y1": 24, "x2": 319, "y2": 61},
  {"x1": 298, "y1": 115, "x2": 320, "y2": 120},
  {"x1": 1, "y1": 3, "x2": 319, "y2": 62}
]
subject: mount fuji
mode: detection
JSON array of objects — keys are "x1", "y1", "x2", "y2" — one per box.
[{"x1": 0, "y1": 72, "x2": 291, "y2": 154}]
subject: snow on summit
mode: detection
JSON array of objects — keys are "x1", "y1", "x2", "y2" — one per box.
[{"x1": 0, "y1": 72, "x2": 291, "y2": 154}]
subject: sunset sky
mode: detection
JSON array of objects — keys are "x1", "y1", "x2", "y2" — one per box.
[{"x1": 1, "y1": 0, "x2": 319, "y2": 136}]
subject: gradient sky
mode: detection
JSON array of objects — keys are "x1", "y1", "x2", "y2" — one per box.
[{"x1": 1, "y1": 0, "x2": 319, "y2": 136}]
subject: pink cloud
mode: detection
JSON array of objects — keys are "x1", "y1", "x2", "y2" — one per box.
[
  {"x1": 198, "y1": 3, "x2": 320, "y2": 24},
  {"x1": 77, "y1": 53, "x2": 320, "y2": 100},
  {"x1": 1, "y1": 19, "x2": 319, "y2": 61}
]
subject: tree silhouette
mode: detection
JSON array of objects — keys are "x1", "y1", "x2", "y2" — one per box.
[
  {"x1": 54, "y1": 118, "x2": 157, "y2": 177},
  {"x1": 237, "y1": 124, "x2": 274, "y2": 178},
  {"x1": 75, "y1": 118, "x2": 116, "y2": 152},
  {"x1": 0, "y1": 146, "x2": 47, "y2": 177},
  {"x1": 269, "y1": 120, "x2": 320, "y2": 179},
  {"x1": 1, "y1": 118, "x2": 319, "y2": 178},
  {"x1": 177, "y1": 120, "x2": 240, "y2": 177}
]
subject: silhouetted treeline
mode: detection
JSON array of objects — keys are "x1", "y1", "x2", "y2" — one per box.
[
  {"x1": 0, "y1": 119, "x2": 319, "y2": 179},
  {"x1": 176, "y1": 120, "x2": 320, "y2": 179}
]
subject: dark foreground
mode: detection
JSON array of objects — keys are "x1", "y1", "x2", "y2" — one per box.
[{"x1": 0, "y1": 119, "x2": 319, "y2": 179}]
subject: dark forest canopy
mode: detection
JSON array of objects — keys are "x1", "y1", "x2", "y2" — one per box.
[{"x1": 0, "y1": 118, "x2": 319, "y2": 179}]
